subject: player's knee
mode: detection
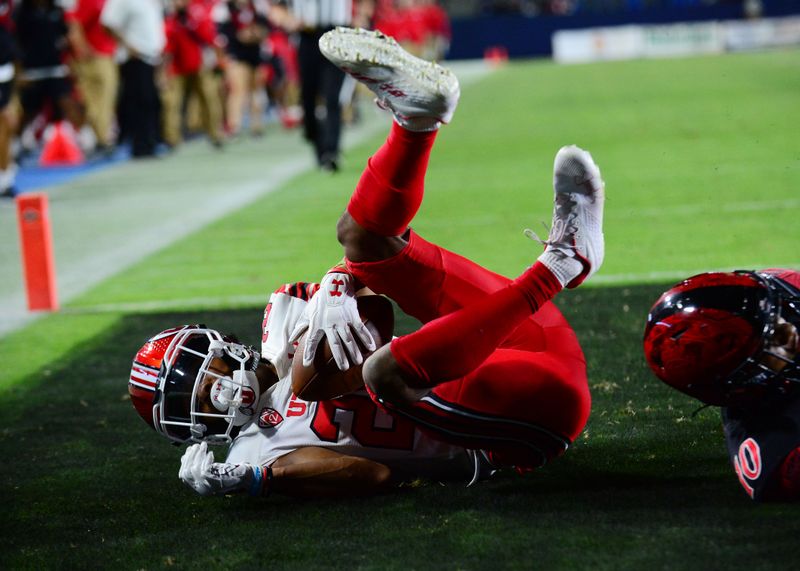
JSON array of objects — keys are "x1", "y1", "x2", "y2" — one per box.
[
  {"x1": 336, "y1": 211, "x2": 359, "y2": 248},
  {"x1": 362, "y1": 345, "x2": 405, "y2": 400},
  {"x1": 336, "y1": 211, "x2": 407, "y2": 263},
  {"x1": 337, "y1": 211, "x2": 369, "y2": 261},
  {"x1": 363, "y1": 345, "x2": 429, "y2": 406}
]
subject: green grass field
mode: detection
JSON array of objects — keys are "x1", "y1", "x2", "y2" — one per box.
[{"x1": 2, "y1": 49, "x2": 800, "y2": 570}]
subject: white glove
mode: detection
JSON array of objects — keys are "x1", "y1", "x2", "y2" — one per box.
[
  {"x1": 288, "y1": 271, "x2": 376, "y2": 371},
  {"x1": 178, "y1": 442, "x2": 251, "y2": 497}
]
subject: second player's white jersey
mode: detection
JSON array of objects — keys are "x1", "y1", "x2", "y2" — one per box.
[
  {"x1": 225, "y1": 283, "x2": 473, "y2": 480},
  {"x1": 226, "y1": 375, "x2": 472, "y2": 478}
]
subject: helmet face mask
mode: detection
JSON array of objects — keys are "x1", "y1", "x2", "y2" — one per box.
[
  {"x1": 130, "y1": 325, "x2": 261, "y2": 445},
  {"x1": 644, "y1": 271, "x2": 800, "y2": 408}
]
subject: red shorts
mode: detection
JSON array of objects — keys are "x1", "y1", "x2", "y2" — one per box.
[{"x1": 347, "y1": 231, "x2": 590, "y2": 471}]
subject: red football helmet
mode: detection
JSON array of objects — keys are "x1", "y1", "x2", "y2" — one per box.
[
  {"x1": 643, "y1": 271, "x2": 800, "y2": 407},
  {"x1": 129, "y1": 325, "x2": 261, "y2": 444}
]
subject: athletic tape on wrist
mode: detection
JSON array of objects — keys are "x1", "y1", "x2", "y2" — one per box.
[
  {"x1": 249, "y1": 466, "x2": 273, "y2": 497},
  {"x1": 249, "y1": 465, "x2": 263, "y2": 496}
]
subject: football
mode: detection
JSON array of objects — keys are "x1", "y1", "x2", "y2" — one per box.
[{"x1": 291, "y1": 295, "x2": 394, "y2": 401}]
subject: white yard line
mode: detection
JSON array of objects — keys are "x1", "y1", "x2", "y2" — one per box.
[
  {"x1": 59, "y1": 295, "x2": 272, "y2": 315},
  {"x1": 607, "y1": 198, "x2": 800, "y2": 219},
  {"x1": 60, "y1": 261, "x2": 800, "y2": 316},
  {"x1": 590, "y1": 263, "x2": 800, "y2": 286}
]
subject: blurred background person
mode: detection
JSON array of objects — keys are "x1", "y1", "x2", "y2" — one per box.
[
  {"x1": 374, "y1": 0, "x2": 422, "y2": 56},
  {"x1": 66, "y1": 0, "x2": 119, "y2": 157},
  {"x1": 374, "y1": 0, "x2": 450, "y2": 61},
  {"x1": 417, "y1": 0, "x2": 450, "y2": 61},
  {"x1": 262, "y1": 24, "x2": 302, "y2": 129},
  {"x1": 217, "y1": 0, "x2": 269, "y2": 139},
  {"x1": 101, "y1": 0, "x2": 165, "y2": 159},
  {"x1": 162, "y1": 0, "x2": 225, "y2": 149},
  {"x1": 269, "y1": 0, "x2": 374, "y2": 172},
  {"x1": 0, "y1": 0, "x2": 17, "y2": 198},
  {"x1": 14, "y1": 0, "x2": 82, "y2": 158}
]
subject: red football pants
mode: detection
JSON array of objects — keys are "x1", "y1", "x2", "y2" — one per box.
[{"x1": 347, "y1": 231, "x2": 591, "y2": 471}]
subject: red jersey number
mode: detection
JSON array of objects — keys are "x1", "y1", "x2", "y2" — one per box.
[
  {"x1": 261, "y1": 302, "x2": 272, "y2": 344},
  {"x1": 733, "y1": 437, "x2": 762, "y2": 498},
  {"x1": 311, "y1": 394, "x2": 416, "y2": 450}
]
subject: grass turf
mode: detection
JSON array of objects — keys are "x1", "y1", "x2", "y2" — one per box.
[
  {"x1": 2, "y1": 288, "x2": 797, "y2": 570},
  {"x1": 2, "y1": 49, "x2": 800, "y2": 569}
]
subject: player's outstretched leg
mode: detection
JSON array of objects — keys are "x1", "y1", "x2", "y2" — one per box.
[
  {"x1": 363, "y1": 146, "x2": 605, "y2": 404},
  {"x1": 322, "y1": 27, "x2": 461, "y2": 260},
  {"x1": 319, "y1": 26, "x2": 460, "y2": 132}
]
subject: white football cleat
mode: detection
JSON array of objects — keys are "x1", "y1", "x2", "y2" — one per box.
[
  {"x1": 527, "y1": 145, "x2": 605, "y2": 289},
  {"x1": 319, "y1": 27, "x2": 460, "y2": 132}
]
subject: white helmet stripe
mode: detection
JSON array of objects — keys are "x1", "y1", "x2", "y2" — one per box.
[
  {"x1": 129, "y1": 378, "x2": 157, "y2": 391},
  {"x1": 130, "y1": 364, "x2": 159, "y2": 389}
]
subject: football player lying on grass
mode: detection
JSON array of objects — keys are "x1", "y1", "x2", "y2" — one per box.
[
  {"x1": 128, "y1": 27, "x2": 606, "y2": 499},
  {"x1": 644, "y1": 270, "x2": 800, "y2": 502}
]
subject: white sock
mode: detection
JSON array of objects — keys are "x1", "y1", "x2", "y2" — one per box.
[
  {"x1": 394, "y1": 115, "x2": 441, "y2": 133},
  {"x1": 537, "y1": 249, "x2": 583, "y2": 288}
]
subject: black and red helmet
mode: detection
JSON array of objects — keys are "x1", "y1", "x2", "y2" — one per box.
[
  {"x1": 643, "y1": 271, "x2": 800, "y2": 407},
  {"x1": 129, "y1": 325, "x2": 261, "y2": 444}
]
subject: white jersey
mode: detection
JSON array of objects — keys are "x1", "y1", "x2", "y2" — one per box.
[
  {"x1": 258, "y1": 282, "x2": 319, "y2": 380},
  {"x1": 100, "y1": 0, "x2": 165, "y2": 64},
  {"x1": 225, "y1": 283, "x2": 472, "y2": 480}
]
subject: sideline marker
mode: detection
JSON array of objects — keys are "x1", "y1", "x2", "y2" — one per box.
[
  {"x1": 39, "y1": 121, "x2": 84, "y2": 166},
  {"x1": 16, "y1": 193, "x2": 59, "y2": 311}
]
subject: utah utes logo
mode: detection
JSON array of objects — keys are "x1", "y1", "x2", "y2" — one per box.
[{"x1": 258, "y1": 407, "x2": 284, "y2": 428}]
